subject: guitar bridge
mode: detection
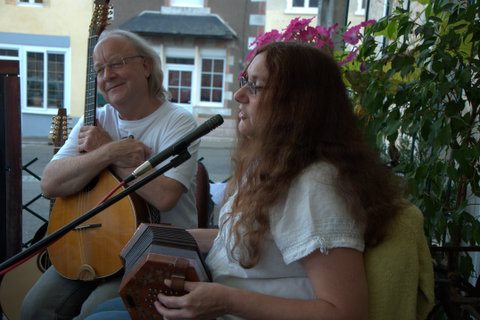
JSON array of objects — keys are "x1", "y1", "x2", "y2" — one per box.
[{"x1": 74, "y1": 223, "x2": 102, "y2": 231}]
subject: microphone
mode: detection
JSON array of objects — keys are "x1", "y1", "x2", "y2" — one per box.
[{"x1": 123, "y1": 114, "x2": 224, "y2": 183}]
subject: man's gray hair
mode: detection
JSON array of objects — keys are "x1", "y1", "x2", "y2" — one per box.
[{"x1": 98, "y1": 29, "x2": 167, "y2": 101}]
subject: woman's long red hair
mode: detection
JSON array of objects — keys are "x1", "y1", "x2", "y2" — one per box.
[{"x1": 227, "y1": 42, "x2": 405, "y2": 268}]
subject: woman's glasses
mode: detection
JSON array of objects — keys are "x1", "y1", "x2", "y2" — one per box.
[{"x1": 239, "y1": 76, "x2": 264, "y2": 96}]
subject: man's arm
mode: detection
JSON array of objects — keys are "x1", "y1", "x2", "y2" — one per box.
[
  {"x1": 41, "y1": 135, "x2": 150, "y2": 198},
  {"x1": 112, "y1": 165, "x2": 186, "y2": 212},
  {"x1": 41, "y1": 145, "x2": 111, "y2": 198}
]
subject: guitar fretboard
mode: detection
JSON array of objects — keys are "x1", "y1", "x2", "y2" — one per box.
[{"x1": 84, "y1": 35, "x2": 99, "y2": 126}]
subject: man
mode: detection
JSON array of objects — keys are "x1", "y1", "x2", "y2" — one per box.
[{"x1": 22, "y1": 29, "x2": 199, "y2": 320}]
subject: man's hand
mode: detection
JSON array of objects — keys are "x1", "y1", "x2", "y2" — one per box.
[
  {"x1": 77, "y1": 123, "x2": 112, "y2": 153},
  {"x1": 109, "y1": 138, "x2": 152, "y2": 168}
]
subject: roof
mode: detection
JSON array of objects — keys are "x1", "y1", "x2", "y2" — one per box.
[{"x1": 119, "y1": 11, "x2": 237, "y2": 40}]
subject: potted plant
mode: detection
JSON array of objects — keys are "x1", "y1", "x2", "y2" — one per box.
[{"x1": 344, "y1": 0, "x2": 480, "y2": 317}]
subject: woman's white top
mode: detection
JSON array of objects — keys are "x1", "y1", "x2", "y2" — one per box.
[{"x1": 205, "y1": 162, "x2": 365, "y2": 319}]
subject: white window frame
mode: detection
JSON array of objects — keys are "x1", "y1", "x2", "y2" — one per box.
[
  {"x1": 165, "y1": 63, "x2": 195, "y2": 112},
  {"x1": 197, "y1": 48, "x2": 225, "y2": 108},
  {"x1": 355, "y1": 0, "x2": 366, "y2": 15},
  {"x1": 247, "y1": 37, "x2": 256, "y2": 50},
  {"x1": 1, "y1": 44, "x2": 71, "y2": 115},
  {"x1": 165, "y1": 48, "x2": 195, "y2": 112},
  {"x1": 163, "y1": 47, "x2": 226, "y2": 110},
  {"x1": 0, "y1": 46, "x2": 19, "y2": 60},
  {"x1": 198, "y1": 56, "x2": 225, "y2": 107},
  {"x1": 17, "y1": 0, "x2": 44, "y2": 6},
  {"x1": 285, "y1": 0, "x2": 318, "y2": 14},
  {"x1": 170, "y1": 0, "x2": 204, "y2": 8}
]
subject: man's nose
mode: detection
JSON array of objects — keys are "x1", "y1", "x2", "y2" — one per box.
[{"x1": 101, "y1": 65, "x2": 115, "y2": 79}]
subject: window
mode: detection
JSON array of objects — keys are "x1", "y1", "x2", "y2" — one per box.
[
  {"x1": 355, "y1": 0, "x2": 367, "y2": 15},
  {"x1": 18, "y1": 0, "x2": 44, "y2": 4},
  {"x1": 164, "y1": 47, "x2": 226, "y2": 111},
  {"x1": 292, "y1": 0, "x2": 319, "y2": 9},
  {"x1": 166, "y1": 57, "x2": 194, "y2": 106},
  {"x1": 288, "y1": 0, "x2": 319, "y2": 11},
  {"x1": 0, "y1": 32, "x2": 70, "y2": 114},
  {"x1": 47, "y1": 53, "x2": 65, "y2": 108},
  {"x1": 0, "y1": 45, "x2": 68, "y2": 113},
  {"x1": 0, "y1": 48, "x2": 19, "y2": 57},
  {"x1": 248, "y1": 37, "x2": 256, "y2": 50},
  {"x1": 26, "y1": 51, "x2": 65, "y2": 110},
  {"x1": 168, "y1": 70, "x2": 193, "y2": 104},
  {"x1": 200, "y1": 58, "x2": 224, "y2": 103},
  {"x1": 26, "y1": 52, "x2": 44, "y2": 107},
  {"x1": 170, "y1": 0, "x2": 204, "y2": 7}
]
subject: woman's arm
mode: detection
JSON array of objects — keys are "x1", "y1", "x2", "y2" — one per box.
[
  {"x1": 186, "y1": 228, "x2": 219, "y2": 253},
  {"x1": 154, "y1": 248, "x2": 368, "y2": 320}
]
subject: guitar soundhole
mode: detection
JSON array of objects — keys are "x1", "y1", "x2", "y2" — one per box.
[
  {"x1": 37, "y1": 250, "x2": 52, "y2": 272},
  {"x1": 83, "y1": 175, "x2": 100, "y2": 192}
]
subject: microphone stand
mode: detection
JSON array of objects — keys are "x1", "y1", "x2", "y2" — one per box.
[{"x1": 0, "y1": 150, "x2": 192, "y2": 274}]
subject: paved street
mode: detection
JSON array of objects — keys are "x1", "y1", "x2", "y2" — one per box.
[{"x1": 21, "y1": 137, "x2": 233, "y2": 245}]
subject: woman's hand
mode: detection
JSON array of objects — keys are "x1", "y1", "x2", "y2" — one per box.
[
  {"x1": 154, "y1": 249, "x2": 368, "y2": 320},
  {"x1": 154, "y1": 280, "x2": 229, "y2": 320}
]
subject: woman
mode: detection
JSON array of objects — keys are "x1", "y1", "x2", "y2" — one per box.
[{"x1": 87, "y1": 41, "x2": 405, "y2": 320}]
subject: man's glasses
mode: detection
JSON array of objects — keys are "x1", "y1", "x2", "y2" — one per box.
[
  {"x1": 94, "y1": 55, "x2": 144, "y2": 77},
  {"x1": 239, "y1": 76, "x2": 264, "y2": 96}
]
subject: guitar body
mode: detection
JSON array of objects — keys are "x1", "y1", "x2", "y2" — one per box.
[
  {"x1": 0, "y1": 106, "x2": 67, "y2": 319},
  {"x1": 0, "y1": 250, "x2": 50, "y2": 320},
  {"x1": 47, "y1": 170, "x2": 150, "y2": 280}
]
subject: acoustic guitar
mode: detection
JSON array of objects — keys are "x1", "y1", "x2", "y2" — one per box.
[
  {"x1": 0, "y1": 108, "x2": 68, "y2": 320},
  {"x1": 47, "y1": 0, "x2": 150, "y2": 281}
]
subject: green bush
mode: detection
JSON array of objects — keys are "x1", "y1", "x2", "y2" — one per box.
[{"x1": 345, "y1": 0, "x2": 480, "y2": 281}]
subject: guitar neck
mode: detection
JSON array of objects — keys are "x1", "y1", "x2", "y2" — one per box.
[{"x1": 84, "y1": 35, "x2": 99, "y2": 126}]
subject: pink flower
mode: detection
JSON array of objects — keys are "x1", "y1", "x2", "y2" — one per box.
[
  {"x1": 299, "y1": 26, "x2": 317, "y2": 42},
  {"x1": 327, "y1": 23, "x2": 339, "y2": 38},
  {"x1": 287, "y1": 17, "x2": 315, "y2": 33},
  {"x1": 245, "y1": 29, "x2": 282, "y2": 61},
  {"x1": 315, "y1": 25, "x2": 331, "y2": 38},
  {"x1": 343, "y1": 20, "x2": 376, "y2": 45},
  {"x1": 360, "y1": 19, "x2": 376, "y2": 28},
  {"x1": 313, "y1": 39, "x2": 326, "y2": 50},
  {"x1": 339, "y1": 48, "x2": 359, "y2": 66},
  {"x1": 343, "y1": 25, "x2": 362, "y2": 45},
  {"x1": 243, "y1": 17, "x2": 376, "y2": 67},
  {"x1": 313, "y1": 24, "x2": 336, "y2": 50},
  {"x1": 250, "y1": 29, "x2": 281, "y2": 48},
  {"x1": 282, "y1": 17, "x2": 315, "y2": 41}
]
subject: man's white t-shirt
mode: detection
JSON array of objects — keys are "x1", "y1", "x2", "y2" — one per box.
[{"x1": 53, "y1": 101, "x2": 199, "y2": 228}]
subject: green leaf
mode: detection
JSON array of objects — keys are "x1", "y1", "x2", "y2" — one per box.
[
  {"x1": 415, "y1": 0, "x2": 431, "y2": 5},
  {"x1": 444, "y1": 101, "x2": 460, "y2": 117},
  {"x1": 436, "y1": 122, "x2": 451, "y2": 146},
  {"x1": 424, "y1": 1, "x2": 433, "y2": 18},
  {"x1": 386, "y1": 20, "x2": 398, "y2": 39}
]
